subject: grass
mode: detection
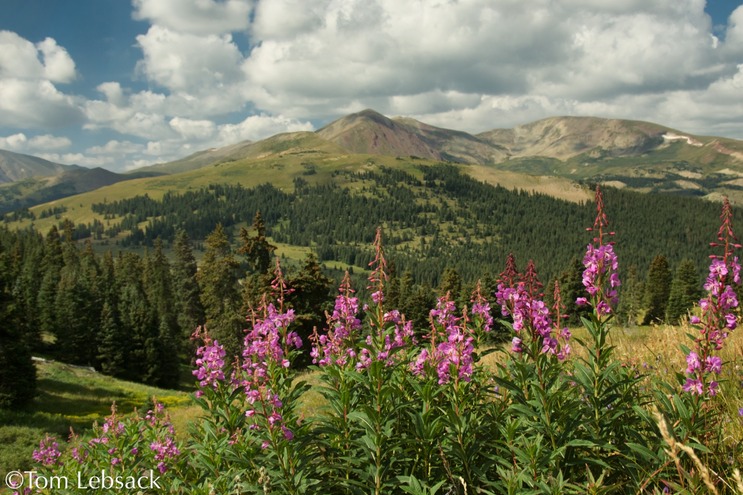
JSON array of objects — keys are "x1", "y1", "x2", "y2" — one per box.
[{"x1": 0, "y1": 360, "x2": 195, "y2": 478}]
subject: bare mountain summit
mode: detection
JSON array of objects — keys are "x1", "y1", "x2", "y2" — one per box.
[
  {"x1": 0, "y1": 149, "x2": 79, "y2": 183},
  {"x1": 317, "y1": 109, "x2": 508, "y2": 163}
]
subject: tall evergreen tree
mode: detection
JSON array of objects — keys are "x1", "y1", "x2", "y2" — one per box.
[
  {"x1": 643, "y1": 254, "x2": 673, "y2": 325},
  {"x1": 666, "y1": 259, "x2": 702, "y2": 324},
  {"x1": 287, "y1": 253, "x2": 333, "y2": 364},
  {"x1": 143, "y1": 239, "x2": 181, "y2": 386},
  {"x1": 172, "y1": 230, "x2": 205, "y2": 343},
  {"x1": 0, "y1": 246, "x2": 36, "y2": 407},
  {"x1": 239, "y1": 211, "x2": 276, "y2": 274},
  {"x1": 37, "y1": 226, "x2": 63, "y2": 338},
  {"x1": 116, "y1": 252, "x2": 157, "y2": 382},
  {"x1": 199, "y1": 223, "x2": 242, "y2": 358},
  {"x1": 558, "y1": 257, "x2": 591, "y2": 325},
  {"x1": 97, "y1": 301, "x2": 127, "y2": 377},
  {"x1": 438, "y1": 267, "x2": 463, "y2": 302},
  {"x1": 617, "y1": 264, "x2": 645, "y2": 327}
]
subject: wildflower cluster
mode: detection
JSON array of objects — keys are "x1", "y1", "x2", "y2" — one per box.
[
  {"x1": 241, "y1": 274, "x2": 301, "y2": 442},
  {"x1": 577, "y1": 186, "x2": 620, "y2": 316},
  {"x1": 32, "y1": 436, "x2": 61, "y2": 467},
  {"x1": 354, "y1": 227, "x2": 416, "y2": 370},
  {"x1": 192, "y1": 329, "x2": 226, "y2": 396},
  {"x1": 496, "y1": 280, "x2": 567, "y2": 359},
  {"x1": 310, "y1": 272, "x2": 362, "y2": 367},
  {"x1": 684, "y1": 198, "x2": 741, "y2": 396},
  {"x1": 411, "y1": 293, "x2": 477, "y2": 385}
]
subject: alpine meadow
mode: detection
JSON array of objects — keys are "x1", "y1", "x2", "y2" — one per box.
[{"x1": 1, "y1": 107, "x2": 743, "y2": 494}]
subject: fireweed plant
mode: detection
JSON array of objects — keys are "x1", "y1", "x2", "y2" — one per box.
[{"x1": 23, "y1": 192, "x2": 743, "y2": 493}]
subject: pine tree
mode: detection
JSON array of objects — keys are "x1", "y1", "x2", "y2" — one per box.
[
  {"x1": 172, "y1": 230, "x2": 205, "y2": 343},
  {"x1": 239, "y1": 211, "x2": 276, "y2": 274},
  {"x1": 0, "y1": 246, "x2": 36, "y2": 407},
  {"x1": 116, "y1": 252, "x2": 157, "y2": 382},
  {"x1": 97, "y1": 301, "x2": 127, "y2": 377},
  {"x1": 287, "y1": 253, "x2": 333, "y2": 365},
  {"x1": 143, "y1": 239, "x2": 182, "y2": 385},
  {"x1": 666, "y1": 259, "x2": 702, "y2": 324},
  {"x1": 439, "y1": 267, "x2": 463, "y2": 302},
  {"x1": 558, "y1": 257, "x2": 591, "y2": 325},
  {"x1": 643, "y1": 254, "x2": 673, "y2": 325},
  {"x1": 198, "y1": 223, "x2": 242, "y2": 358},
  {"x1": 617, "y1": 264, "x2": 644, "y2": 327},
  {"x1": 37, "y1": 226, "x2": 63, "y2": 339}
]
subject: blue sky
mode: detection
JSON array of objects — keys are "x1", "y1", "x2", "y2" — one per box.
[{"x1": 1, "y1": 0, "x2": 743, "y2": 172}]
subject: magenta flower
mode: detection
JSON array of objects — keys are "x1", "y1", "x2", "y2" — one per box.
[
  {"x1": 684, "y1": 197, "x2": 741, "y2": 397},
  {"x1": 579, "y1": 186, "x2": 620, "y2": 317},
  {"x1": 412, "y1": 295, "x2": 476, "y2": 385},
  {"x1": 193, "y1": 339, "x2": 226, "y2": 391},
  {"x1": 32, "y1": 436, "x2": 61, "y2": 466}
]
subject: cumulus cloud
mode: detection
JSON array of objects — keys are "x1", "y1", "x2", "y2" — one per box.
[
  {"x1": 215, "y1": 113, "x2": 314, "y2": 146},
  {"x1": 0, "y1": 31, "x2": 76, "y2": 82},
  {"x1": 135, "y1": 25, "x2": 245, "y2": 94},
  {"x1": 6, "y1": 1, "x2": 743, "y2": 172},
  {"x1": 0, "y1": 31, "x2": 82, "y2": 130},
  {"x1": 132, "y1": 0, "x2": 253, "y2": 35}
]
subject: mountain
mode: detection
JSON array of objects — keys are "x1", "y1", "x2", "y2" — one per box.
[
  {"x1": 0, "y1": 162, "x2": 162, "y2": 215},
  {"x1": 0, "y1": 149, "x2": 80, "y2": 183},
  {"x1": 143, "y1": 139, "x2": 255, "y2": 175},
  {"x1": 477, "y1": 116, "x2": 671, "y2": 160},
  {"x1": 130, "y1": 109, "x2": 743, "y2": 201},
  {"x1": 316, "y1": 109, "x2": 508, "y2": 163}
]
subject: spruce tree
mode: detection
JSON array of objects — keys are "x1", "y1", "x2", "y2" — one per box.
[
  {"x1": 199, "y1": 224, "x2": 242, "y2": 358},
  {"x1": 617, "y1": 264, "x2": 644, "y2": 327},
  {"x1": 143, "y1": 239, "x2": 181, "y2": 385},
  {"x1": 97, "y1": 302, "x2": 127, "y2": 377},
  {"x1": 37, "y1": 226, "x2": 63, "y2": 338},
  {"x1": 287, "y1": 253, "x2": 333, "y2": 365},
  {"x1": 666, "y1": 259, "x2": 702, "y2": 324},
  {"x1": 172, "y1": 230, "x2": 205, "y2": 343},
  {"x1": 643, "y1": 254, "x2": 673, "y2": 325},
  {"x1": 439, "y1": 267, "x2": 463, "y2": 302},
  {"x1": 0, "y1": 247, "x2": 36, "y2": 407}
]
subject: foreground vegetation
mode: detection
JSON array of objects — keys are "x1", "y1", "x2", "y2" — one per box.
[{"x1": 7, "y1": 188, "x2": 743, "y2": 494}]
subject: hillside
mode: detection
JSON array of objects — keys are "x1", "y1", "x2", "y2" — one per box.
[
  {"x1": 0, "y1": 165, "x2": 163, "y2": 215},
  {"x1": 0, "y1": 149, "x2": 79, "y2": 183},
  {"x1": 4, "y1": 110, "x2": 743, "y2": 215}
]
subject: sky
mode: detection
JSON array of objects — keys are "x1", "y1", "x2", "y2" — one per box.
[{"x1": 1, "y1": 0, "x2": 743, "y2": 173}]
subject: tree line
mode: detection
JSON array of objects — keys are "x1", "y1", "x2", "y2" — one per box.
[{"x1": 1, "y1": 163, "x2": 738, "y2": 407}]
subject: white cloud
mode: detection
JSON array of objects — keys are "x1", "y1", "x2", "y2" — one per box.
[
  {"x1": 36, "y1": 37, "x2": 77, "y2": 83},
  {"x1": 215, "y1": 114, "x2": 314, "y2": 146},
  {"x1": 132, "y1": 0, "x2": 254, "y2": 35},
  {"x1": 169, "y1": 117, "x2": 217, "y2": 140},
  {"x1": 0, "y1": 133, "x2": 28, "y2": 151},
  {"x1": 0, "y1": 31, "x2": 76, "y2": 83},
  {"x1": 7, "y1": 0, "x2": 743, "y2": 173},
  {"x1": 135, "y1": 25, "x2": 245, "y2": 94},
  {"x1": 86, "y1": 140, "x2": 144, "y2": 155},
  {"x1": 0, "y1": 79, "x2": 83, "y2": 128}
]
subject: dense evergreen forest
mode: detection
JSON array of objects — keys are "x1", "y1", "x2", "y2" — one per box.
[{"x1": 0, "y1": 164, "x2": 735, "y2": 404}]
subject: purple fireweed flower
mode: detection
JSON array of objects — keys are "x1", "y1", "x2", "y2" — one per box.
[
  {"x1": 684, "y1": 197, "x2": 741, "y2": 397},
  {"x1": 412, "y1": 295, "x2": 475, "y2": 385},
  {"x1": 470, "y1": 280, "x2": 493, "y2": 333},
  {"x1": 496, "y1": 279, "x2": 568, "y2": 360},
  {"x1": 32, "y1": 436, "x2": 61, "y2": 467},
  {"x1": 686, "y1": 352, "x2": 702, "y2": 374},
  {"x1": 579, "y1": 186, "x2": 620, "y2": 317},
  {"x1": 193, "y1": 339, "x2": 226, "y2": 391},
  {"x1": 705, "y1": 355, "x2": 722, "y2": 374},
  {"x1": 682, "y1": 378, "x2": 704, "y2": 395}
]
